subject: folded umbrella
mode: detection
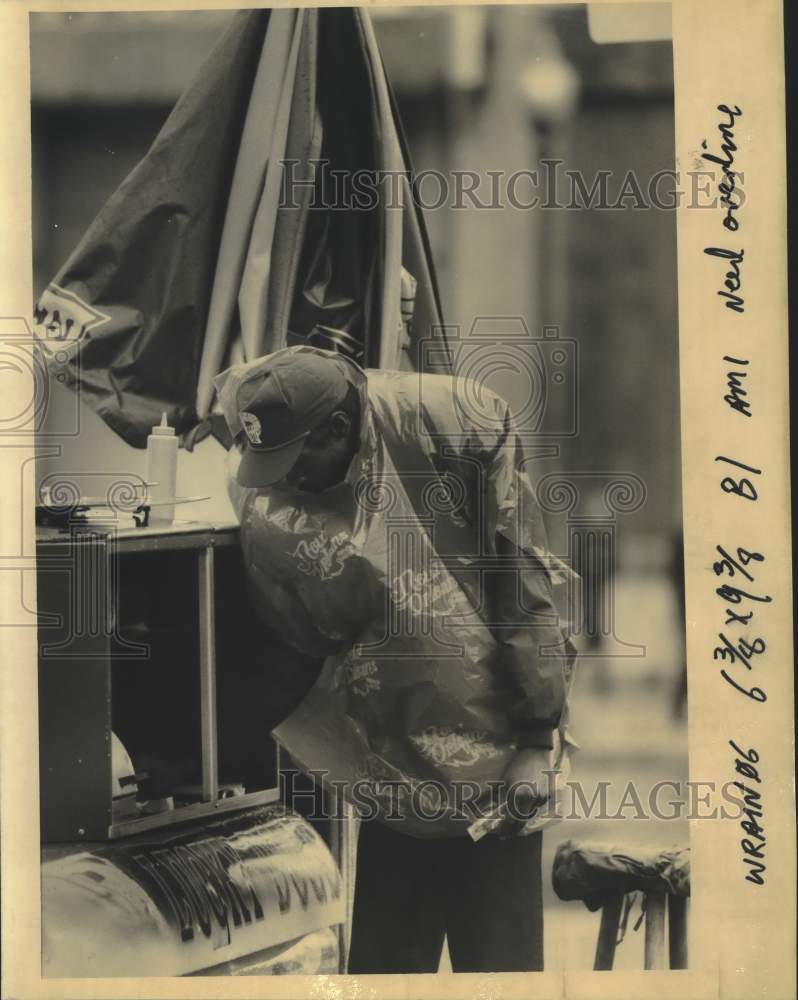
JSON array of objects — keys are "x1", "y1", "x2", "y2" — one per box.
[{"x1": 33, "y1": 8, "x2": 448, "y2": 451}]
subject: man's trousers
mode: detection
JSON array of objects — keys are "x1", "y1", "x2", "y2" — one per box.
[{"x1": 347, "y1": 818, "x2": 544, "y2": 974}]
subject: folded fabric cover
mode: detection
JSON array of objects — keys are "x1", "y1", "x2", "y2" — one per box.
[{"x1": 552, "y1": 840, "x2": 690, "y2": 911}]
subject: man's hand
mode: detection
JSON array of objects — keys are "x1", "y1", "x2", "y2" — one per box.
[{"x1": 494, "y1": 747, "x2": 554, "y2": 838}]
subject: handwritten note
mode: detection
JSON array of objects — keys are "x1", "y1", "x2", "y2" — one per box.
[{"x1": 701, "y1": 103, "x2": 770, "y2": 887}]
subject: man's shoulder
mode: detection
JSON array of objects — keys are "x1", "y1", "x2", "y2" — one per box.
[
  {"x1": 365, "y1": 369, "x2": 506, "y2": 404},
  {"x1": 364, "y1": 369, "x2": 511, "y2": 453},
  {"x1": 365, "y1": 369, "x2": 509, "y2": 423},
  {"x1": 365, "y1": 369, "x2": 455, "y2": 392}
]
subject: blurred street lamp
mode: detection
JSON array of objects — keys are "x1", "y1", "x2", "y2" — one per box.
[{"x1": 519, "y1": 47, "x2": 580, "y2": 131}]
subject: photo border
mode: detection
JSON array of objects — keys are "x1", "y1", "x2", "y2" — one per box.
[{"x1": 1, "y1": 2, "x2": 793, "y2": 998}]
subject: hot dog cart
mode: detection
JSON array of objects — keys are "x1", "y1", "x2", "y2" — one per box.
[{"x1": 37, "y1": 518, "x2": 349, "y2": 976}]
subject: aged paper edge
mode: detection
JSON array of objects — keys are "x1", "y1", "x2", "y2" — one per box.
[{"x1": 0, "y1": 1, "x2": 794, "y2": 998}]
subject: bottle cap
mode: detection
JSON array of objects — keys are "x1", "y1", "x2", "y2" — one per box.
[{"x1": 151, "y1": 412, "x2": 175, "y2": 437}]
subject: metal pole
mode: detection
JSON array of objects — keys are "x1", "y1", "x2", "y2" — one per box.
[
  {"x1": 198, "y1": 544, "x2": 218, "y2": 803},
  {"x1": 328, "y1": 802, "x2": 359, "y2": 973},
  {"x1": 594, "y1": 892, "x2": 624, "y2": 970},
  {"x1": 644, "y1": 892, "x2": 667, "y2": 969},
  {"x1": 668, "y1": 895, "x2": 689, "y2": 969}
]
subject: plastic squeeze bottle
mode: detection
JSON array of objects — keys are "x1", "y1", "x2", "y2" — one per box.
[{"x1": 146, "y1": 412, "x2": 178, "y2": 524}]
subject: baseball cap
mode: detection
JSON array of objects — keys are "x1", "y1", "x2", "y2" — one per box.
[{"x1": 235, "y1": 352, "x2": 350, "y2": 488}]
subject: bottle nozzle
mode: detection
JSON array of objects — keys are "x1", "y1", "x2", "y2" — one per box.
[{"x1": 152, "y1": 411, "x2": 175, "y2": 436}]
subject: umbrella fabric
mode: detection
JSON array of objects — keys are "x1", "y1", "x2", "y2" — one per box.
[
  {"x1": 33, "y1": 9, "x2": 447, "y2": 450},
  {"x1": 33, "y1": 11, "x2": 270, "y2": 447}
]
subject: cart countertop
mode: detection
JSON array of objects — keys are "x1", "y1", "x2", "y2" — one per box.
[{"x1": 36, "y1": 520, "x2": 241, "y2": 553}]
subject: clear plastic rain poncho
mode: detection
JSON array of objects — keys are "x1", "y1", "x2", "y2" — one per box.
[{"x1": 216, "y1": 346, "x2": 578, "y2": 837}]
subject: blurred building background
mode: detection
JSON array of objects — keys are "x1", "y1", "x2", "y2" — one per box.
[{"x1": 30, "y1": 6, "x2": 687, "y2": 969}]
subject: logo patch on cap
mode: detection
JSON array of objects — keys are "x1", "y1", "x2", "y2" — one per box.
[{"x1": 240, "y1": 411, "x2": 262, "y2": 445}]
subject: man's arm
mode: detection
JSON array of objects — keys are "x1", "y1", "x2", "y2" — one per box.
[
  {"x1": 464, "y1": 395, "x2": 575, "y2": 831},
  {"x1": 420, "y1": 378, "x2": 574, "y2": 746},
  {"x1": 485, "y1": 403, "x2": 573, "y2": 746},
  {"x1": 492, "y1": 531, "x2": 570, "y2": 747}
]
